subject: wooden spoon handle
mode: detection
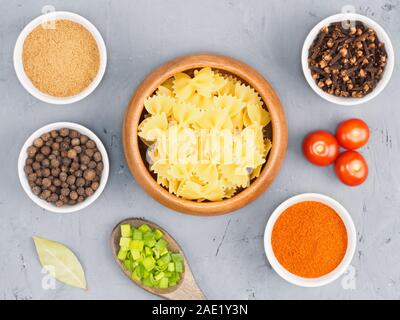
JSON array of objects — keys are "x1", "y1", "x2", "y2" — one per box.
[{"x1": 165, "y1": 269, "x2": 206, "y2": 300}]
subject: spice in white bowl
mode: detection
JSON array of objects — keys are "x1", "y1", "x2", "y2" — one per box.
[
  {"x1": 14, "y1": 11, "x2": 107, "y2": 105},
  {"x1": 264, "y1": 193, "x2": 356, "y2": 287},
  {"x1": 18, "y1": 122, "x2": 109, "y2": 213},
  {"x1": 302, "y1": 13, "x2": 394, "y2": 106}
]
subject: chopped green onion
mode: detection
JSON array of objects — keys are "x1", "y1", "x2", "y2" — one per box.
[
  {"x1": 144, "y1": 246, "x2": 153, "y2": 256},
  {"x1": 159, "y1": 247, "x2": 169, "y2": 256},
  {"x1": 175, "y1": 261, "x2": 183, "y2": 273},
  {"x1": 143, "y1": 257, "x2": 156, "y2": 271},
  {"x1": 119, "y1": 237, "x2": 131, "y2": 249},
  {"x1": 154, "y1": 229, "x2": 163, "y2": 240},
  {"x1": 143, "y1": 231, "x2": 156, "y2": 247},
  {"x1": 171, "y1": 253, "x2": 183, "y2": 263},
  {"x1": 123, "y1": 259, "x2": 133, "y2": 271},
  {"x1": 118, "y1": 223, "x2": 184, "y2": 289},
  {"x1": 120, "y1": 224, "x2": 132, "y2": 237},
  {"x1": 117, "y1": 249, "x2": 128, "y2": 261},
  {"x1": 130, "y1": 240, "x2": 144, "y2": 251},
  {"x1": 157, "y1": 253, "x2": 171, "y2": 266},
  {"x1": 130, "y1": 248, "x2": 141, "y2": 260},
  {"x1": 155, "y1": 238, "x2": 168, "y2": 249},
  {"x1": 159, "y1": 277, "x2": 168, "y2": 289},
  {"x1": 154, "y1": 272, "x2": 165, "y2": 281},
  {"x1": 138, "y1": 224, "x2": 151, "y2": 234},
  {"x1": 132, "y1": 229, "x2": 143, "y2": 240},
  {"x1": 168, "y1": 262, "x2": 175, "y2": 272}
]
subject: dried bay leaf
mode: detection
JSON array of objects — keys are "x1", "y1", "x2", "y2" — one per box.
[{"x1": 32, "y1": 236, "x2": 87, "y2": 289}]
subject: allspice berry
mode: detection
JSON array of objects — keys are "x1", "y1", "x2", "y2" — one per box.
[
  {"x1": 60, "y1": 128, "x2": 70, "y2": 137},
  {"x1": 88, "y1": 161, "x2": 97, "y2": 169},
  {"x1": 69, "y1": 130, "x2": 80, "y2": 139},
  {"x1": 55, "y1": 200, "x2": 64, "y2": 207},
  {"x1": 42, "y1": 178, "x2": 52, "y2": 188},
  {"x1": 70, "y1": 191, "x2": 78, "y2": 200},
  {"x1": 80, "y1": 135, "x2": 89, "y2": 144},
  {"x1": 48, "y1": 193, "x2": 59, "y2": 203},
  {"x1": 27, "y1": 146, "x2": 37, "y2": 158},
  {"x1": 41, "y1": 132, "x2": 51, "y2": 142},
  {"x1": 85, "y1": 149, "x2": 94, "y2": 157},
  {"x1": 67, "y1": 175, "x2": 76, "y2": 185},
  {"x1": 71, "y1": 138, "x2": 80, "y2": 146},
  {"x1": 83, "y1": 169, "x2": 96, "y2": 181},
  {"x1": 51, "y1": 168, "x2": 61, "y2": 177},
  {"x1": 51, "y1": 142, "x2": 60, "y2": 150},
  {"x1": 80, "y1": 155, "x2": 90, "y2": 164},
  {"x1": 91, "y1": 181, "x2": 99, "y2": 191},
  {"x1": 85, "y1": 187, "x2": 94, "y2": 197},
  {"x1": 59, "y1": 172, "x2": 68, "y2": 182},
  {"x1": 67, "y1": 149, "x2": 77, "y2": 159},
  {"x1": 86, "y1": 140, "x2": 96, "y2": 149},
  {"x1": 32, "y1": 162, "x2": 41, "y2": 170},
  {"x1": 61, "y1": 188, "x2": 70, "y2": 196},
  {"x1": 77, "y1": 187, "x2": 85, "y2": 196},
  {"x1": 76, "y1": 177, "x2": 85, "y2": 187},
  {"x1": 93, "y1": 152, "x2": 102, "y2": 162},
  {"x1": 32, "y1": 186, "x2": 41, "y2": 195},
  {"x1": 51, "y1": 159, "x2": 60, "y2": 168},
  {"x1": 24, "y1": 165, "x2": 33, "y2": 175},
  {"x1": 33, "y1": 138, "x2": 44, "y2": 148},
  {"x1": 40, "y1": 189, "x2": 51, "y2": 200},
  {"x1": 53, "y1": 178, "x2": 61, "y2": 187},
  {"x1": 41, "y1": 146, "x2": 51, "y2": 156},
  {"x1": 35, "y1": 153, "x2": 44, "y2": 162}
]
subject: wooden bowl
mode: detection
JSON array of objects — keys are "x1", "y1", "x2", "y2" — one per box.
[{"x1": 123, "y1": 54, "x2": 288, "y2": 216}]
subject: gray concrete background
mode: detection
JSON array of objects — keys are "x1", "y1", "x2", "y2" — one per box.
[{"x1": 0, "y1": 0, "x2": 399, "y2": 300}]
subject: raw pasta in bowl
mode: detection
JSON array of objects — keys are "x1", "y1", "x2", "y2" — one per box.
[
  {"x1": 138, "y1": 67, "x2": 272, "y2": 202},
  {"x1": 123, "y1": 54, "x2": 287, "y2": 215}
]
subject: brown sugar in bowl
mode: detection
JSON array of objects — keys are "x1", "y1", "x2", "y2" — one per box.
[{"x1": 123, "y1": 54, "x2": 288, "y2": 215}]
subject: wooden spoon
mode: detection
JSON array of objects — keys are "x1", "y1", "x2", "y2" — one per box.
[{"x1": 111, "y1": 218, "x2": 206, "y2": 300}]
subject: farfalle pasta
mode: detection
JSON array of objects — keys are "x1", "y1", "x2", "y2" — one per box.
[{"x1": 138, "y1": 67, "x2": 272, "y2": 202}]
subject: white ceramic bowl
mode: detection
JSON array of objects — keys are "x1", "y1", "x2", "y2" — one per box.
[
  {"x1": 18, "y1": 122, "x2": 109, "y2": 213},
  {"x1": 302, "y1": 13, "x2": 394, "y2": 106},
  {"x1": 14, "y1": 11, "x2": 107, "y2": 105},
  {"x1": 264, "y1": 193, "x2": 356, "y2": 287}
]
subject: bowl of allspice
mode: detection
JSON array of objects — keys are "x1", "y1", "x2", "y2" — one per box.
[
  {"x1": 18, "y1": 122, "x2": 109, "y2": 213},
  {"x1": 302, "y1": 13, "x2": 394, "y2": 106}
]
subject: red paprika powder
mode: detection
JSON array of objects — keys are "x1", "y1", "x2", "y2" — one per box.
[{"x1": 271, "y1": 201, "x2": 347, "y2": 278}]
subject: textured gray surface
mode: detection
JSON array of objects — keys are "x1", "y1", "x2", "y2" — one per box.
[{"x1": 0, "y1": 0, "x2": 399, "y2": 300}]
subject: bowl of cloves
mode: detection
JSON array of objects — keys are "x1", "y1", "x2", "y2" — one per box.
[{"x1": 302, "y1": 13, "x2": 394, "y2": 106}]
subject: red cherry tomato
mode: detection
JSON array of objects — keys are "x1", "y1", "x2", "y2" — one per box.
[
  {"x1": 302, "y1": 130, "x2": 339, "y2": 166},
  {"x1": 334, "y1": 151, "x2": 368, "y2": 186},
  {"x1": 336, "y1": 119, "x2": 370, "y2": 150}
]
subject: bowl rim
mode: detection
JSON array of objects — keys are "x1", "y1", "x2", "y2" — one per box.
[
  {"x1": 301, "y1": 13, "x2": 395, "y2": 106},
  {"x1": 18, "y1": 122, "x2": 110, "y2": 213},
  {"x1": 264, "y1": 193, "x2": 357, "y2": 287},
  {"x1": 123, "y1": 53, "x2": 288, "y2": 216},
  {"x1": 13, "y1": 11, "x2": 107, "y2": 105}
]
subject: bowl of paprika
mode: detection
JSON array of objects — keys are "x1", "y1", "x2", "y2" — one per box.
[{"x1": 264, "y1": 193, "x2": 356, "y2": 287}]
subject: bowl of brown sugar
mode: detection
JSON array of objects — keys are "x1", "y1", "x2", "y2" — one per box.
[{"x1": 14, "y1": 11, "x2": 107, "y2": 104}]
